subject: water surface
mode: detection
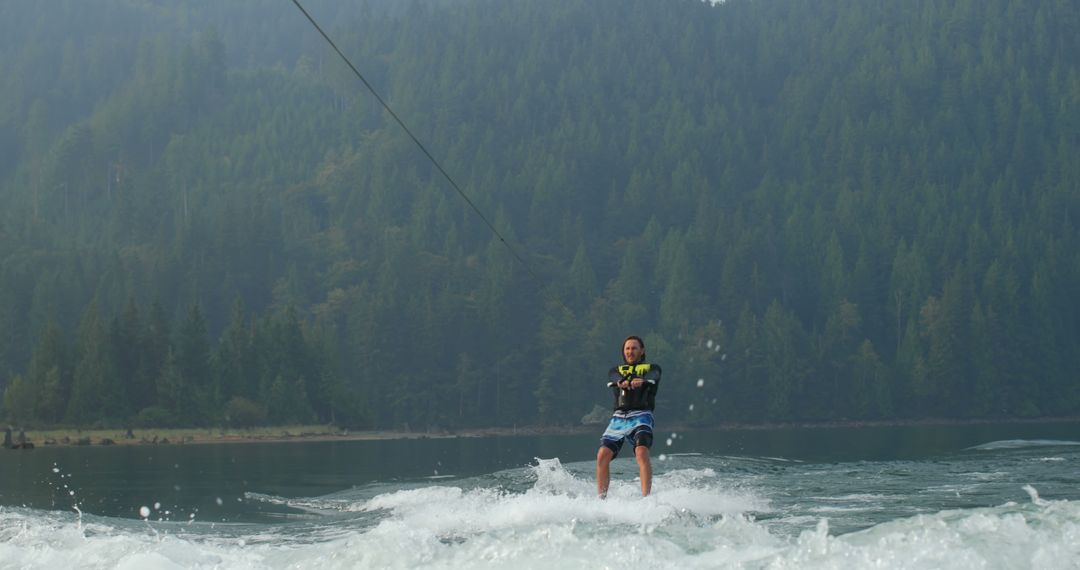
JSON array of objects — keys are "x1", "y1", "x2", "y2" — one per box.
[{"x1": 2, "y1": 422, "x2": 1079, "y2": 568}]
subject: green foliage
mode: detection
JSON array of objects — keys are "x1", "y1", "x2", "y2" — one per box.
[
  {"x1": 224, "y1": 396, "x2": 268, "y2": 428},
  {"x1": 3, "y1": 374, "x2": 36, "y2": 424},
  {"x1": 2, "y1": 0, "x2": 1080, "y2": 428},
  {"x1": 66, "y1": 302, "x2": 118, "y2": 425},
  {"x1": 134, "y1": 406, "x2": 176, "y2": 429},
  {"x1": 27, "y1": 322, "x2": 70, "y2": 423}
]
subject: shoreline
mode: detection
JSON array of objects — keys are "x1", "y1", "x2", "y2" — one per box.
[{"x1": 7, "y1": 416, "x2": 1080, "y2": 449}]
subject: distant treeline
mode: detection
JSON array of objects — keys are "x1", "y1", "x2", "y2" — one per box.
[
  {"x1": 1, "y1": 0, "x2": 1078, "y2": 429},
  {"x1": 4, "y1": 300, "x2": 346, "y2": 429}
]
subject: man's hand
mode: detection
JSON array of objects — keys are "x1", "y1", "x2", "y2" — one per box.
[{"x1": 630, "y1": 377, "x2": 644, "y2": 390}]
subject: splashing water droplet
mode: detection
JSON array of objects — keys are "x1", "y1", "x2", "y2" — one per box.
[
  {"x1": 697, "y1": 379, "x2": 705, "y2": 388},
  {"x1": 154, "y1": 502, "x2": 161, "y2": 510},
  {"x1": 706, "y1": 340, "x2": 714, "y2": 349},
  {"x1": 215, "y1": 497, "x2": 223, "y2": 506},
  {"x1": 658, "y1": 454, "x2": 667, "y2": 461},
  {"x1": 666, "y1": 438, "x2": 673, "y2": 446},
  {"x1": 689, "y1": 404, "x2": 695, "y2": 411},
  {"x1": 139, "y1": 506, "x2": 150, "y2": 518},
  {"x1": 721, "y1": 353, "x2": 727, "y2": 360},
  {"x1": 1023, "y1": 484, "x2": 1049, "y2": 506},
  {"x1": 52, "y1": 467, "x2": 60, "y2": 474}
]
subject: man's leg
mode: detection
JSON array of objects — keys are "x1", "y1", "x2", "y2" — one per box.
[
  {"x1": 635, "y1": 445, "x2": 652, "y2": 496},
  {"x1": 596, "y1": 446, "x2": 615, "y2": 498}
]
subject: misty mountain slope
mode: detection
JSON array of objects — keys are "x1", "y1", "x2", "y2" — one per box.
[{"x1": 1, "y1": 0, "x2": 1078, "y2": 429}]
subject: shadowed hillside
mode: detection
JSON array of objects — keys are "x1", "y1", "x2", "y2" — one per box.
[{"x1": 1, "y1": 0, "x2": 1078, "y2": 429}]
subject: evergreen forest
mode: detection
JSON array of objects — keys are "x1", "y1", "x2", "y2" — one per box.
[{"x1": 1, "y1": 0, "x2": 1078, "y2": 430}]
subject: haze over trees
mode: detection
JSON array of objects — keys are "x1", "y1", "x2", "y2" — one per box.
[{"x1": 1, "y1": 0, "x2": 1078, "y2": 430}]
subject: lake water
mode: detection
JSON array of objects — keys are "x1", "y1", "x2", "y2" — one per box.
[{"x1": 2, "y1": 422, "x2": 1079, "y2": 569}]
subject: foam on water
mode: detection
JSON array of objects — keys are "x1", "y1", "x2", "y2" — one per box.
[
  {"x1": 3, "y1": 456, "x2": 1080, "y2": 569},
  {"x1": 968, "y1": 439, "x2": 1080, "y2": 451}
]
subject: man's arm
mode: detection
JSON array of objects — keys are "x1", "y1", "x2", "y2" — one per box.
[
  {"x1": 607, "y1": 367, "x2": 628, "y2": 389},
  {"x1": 631, "y1": 364, "x2": 661, "y2": 389}
]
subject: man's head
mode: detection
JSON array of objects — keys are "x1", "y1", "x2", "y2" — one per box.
[{"x1": 622, "y1": 336, "x2": 645, "y2": 364}]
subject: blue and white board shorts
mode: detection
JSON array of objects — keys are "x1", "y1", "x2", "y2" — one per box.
[{"x1": 600, "y1": 410, "x2": 654, "y2": 457}]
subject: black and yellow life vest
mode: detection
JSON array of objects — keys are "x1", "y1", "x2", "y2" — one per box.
[{"x1": 607, "y1": 362, "x2": 662, "y2": 411}]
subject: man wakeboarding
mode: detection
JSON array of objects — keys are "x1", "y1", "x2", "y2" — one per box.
[{"x1": 596, "y1": 335, "x2": 661, "y2": 498}]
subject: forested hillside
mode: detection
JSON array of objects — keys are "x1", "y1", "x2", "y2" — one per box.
[{"x1": 1, "y1": 0, "x2": 1078, "y2": 430}]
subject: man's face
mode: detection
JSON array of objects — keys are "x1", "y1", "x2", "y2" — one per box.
[{"x1": 623, "y1": 339, "x2": 644, "y2": 364}]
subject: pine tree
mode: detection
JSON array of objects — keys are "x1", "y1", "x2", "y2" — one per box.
[
  {"x1": 603, "y1": 244, "x2": 650, "y2": 336},
  {"x1": 819, "y1": 300, "x2": 862, "y2": 418},
  {"x1": 0, "y1": 276, "x2": 20, "y2": 385},
  {"x1": 138, "y1": 299, "x2": 171, "y2": 414},
  {"x1": 110, "y1": 298, "x2": 143, "y2": 418},
  {"x1": 535, "y1": 300, "x2": 584, "y2": 424},
  {"x1": 175, "y1": 303, "x2": 212, "y2": 423},
  {"x1": 28, "y1": 321, "x2": 70, "y2": 424},
  {"x1": 566, "y1": 242, "x2": 598, "y2": 311},
  {"x1": 3, "y1": 374, "x2": 36, "y2": 425},
  {"x1": 156, "y1": 348, "x2": 185, "y2": 423},
  {"x1": 66, "y1": 303, "x2": 114, "y2": 425},
  {"x1": 761, "y1": 301, "x2": 807, "y2": 420},
  {"x1": 214, "y1": 298, "x2": 254, "y2": 402},
  {"x1": 659, "y1": 236, "x2": 703, "y2": 337},
  {"x1": 727, "y1": 304, "x2": 765, "y2": 421},
  {"x1": 850, "y1": 340, "x2": 890, "y2": 419}
]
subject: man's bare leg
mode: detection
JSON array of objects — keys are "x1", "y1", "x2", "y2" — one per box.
[
  {"x1": 596, "y1": 447, "x2": 614, "y2": 498},
  {"x1": 635, "y1": 445, "x2": 652, "y2": 496}
]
